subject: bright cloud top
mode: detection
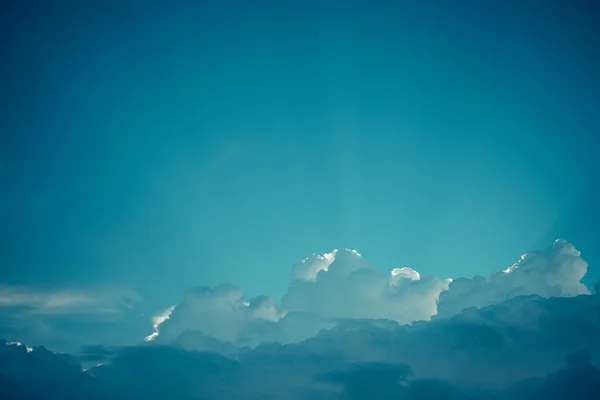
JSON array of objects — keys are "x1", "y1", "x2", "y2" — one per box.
[
  {"x1": 290, "y1": 249, "x2": 362, "y2": 281},
  {"x1": 436, "y1": 239, "x2": 589, "y2": 318},
  {"x1": 144, "y1": 305, "x2": 176, "y2": 342},
  {"x1": 282, "y1": 248, "x2": 450, "y2": 324},
  {"x1": 147, "y1": 240, "x2": 591, "y2": 347}
]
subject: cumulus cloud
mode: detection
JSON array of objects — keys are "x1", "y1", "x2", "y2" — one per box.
[
  {"x1": 2, "y1": 285, "x2": 600, "y2": 399},
  {"x1": 148, "y1": 241, "x2": 590, "y2": 348},
  {"x1": 291, "y1": 249, "x2": 370, "y2": 281},
  {"x1": 148, "y1": 248, "x2": 452, "y2": 346},
  {"x1": 1, "y1": 240, "x2": 597, "y2": 398},
  {"x1": 436, "y1": 239, "x2": 589, "y2": 319},
  {"x1": 152, "y1": 285, "x2": 281, "y2": 345},
  {"x1": 282, "y1": 253, "x2": 450, "y2": 324},
  {"x1": 236, "y1": 311, "x2": 337, "y2": 347}
]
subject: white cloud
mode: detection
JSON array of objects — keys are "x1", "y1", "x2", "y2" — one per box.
[
  {"x1": 282, "y1": 249, "x2": 450, "y2": 324},
  {"x1": 150, "y1": 248, "x2": 450, "y2": 345},
  {"x1": 6, "y1": 341, "x2": 33, "y2": 353},
  {"x1": 436, "y1": 239, "x2": 590, "y2": 318},
  {"x1": 391, "y1": 267, "x2": 421, "y2": 282},
  {"x1": 144, "y1": 305, "x2": 175, "y2": 342},
  {"x1": 0, "y1": 284, "x2": 140, "y2": 316},
  {"x1": 151, "y1": 285, "x2": 282, "y2": 344},
  {"x1": 290, "y1": 249, "x2": 364, "y2": 281},
  {"x1": 147, "y1": 240, "x2": 592, "y2": 349}
]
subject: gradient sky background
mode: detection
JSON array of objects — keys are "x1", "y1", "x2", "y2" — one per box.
[{"x1": 1, "y1": 0, "x2": 599, "y2": 325}]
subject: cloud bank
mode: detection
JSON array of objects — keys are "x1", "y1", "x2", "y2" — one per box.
[
  {"x1": 2, "y1": 287, "x2": 600, "y2": 399},
  {"x1": 1, "y1": 240, "x2": 597, "y2": 399},
  {"x1": 0, "y1": 284, "x2": 140, "y2": 351},
  {"x1": 148, "y1": 240, "x2": 589, "y2": 349}
]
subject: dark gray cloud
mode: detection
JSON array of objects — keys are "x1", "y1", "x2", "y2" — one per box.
[{"x1": 2, "y1": 284, "x2": 600, "y2": 399}]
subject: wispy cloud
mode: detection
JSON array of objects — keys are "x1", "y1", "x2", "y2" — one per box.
[{"x1": 0, "y1": 284, "x2": 140, "y2": 316}]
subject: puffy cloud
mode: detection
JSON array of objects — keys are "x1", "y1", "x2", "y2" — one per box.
[
  {"x1": 152, "y1": 284, "x2": 281, "y2": 344},
  {"x1": 2, "y1": 240, "x2": 598, "y2": 398},
  {"x1": 436, "y1": 239, "x2": 590, "y2": 319},
  {"x1": 148, "y1": 241, "x2": 591, "y2": 348},
  {"x1": 282, "y1": 251, "x2": 450, "y2": 324},
  {"x1": 148, "y1": 249, "x2": 450, "y2": 345},
  {"x1": 291, "y1": 249, "x2": 372, "y2": 281},
  {"x1": 236, "y1": 311, "x2": 337, "y2": 347},
  {"x1": 2, "y1": 287, "x2": 600, "y2": 399},
  {"x1": 291, "y1": 250, "x2": 340, "y2": 281}
]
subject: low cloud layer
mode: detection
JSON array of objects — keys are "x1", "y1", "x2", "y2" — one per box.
[
  {"x1": 2, "y1": 286, "x2": 600, "y2": 399},
  {"x1": 1, "y1": 240, "x2": 597, "y2": 399},
  {"x1": 149, "y1": 240, "x2": 590, "y2": 348},
  {"x1": 0, "y1": 285, "x2": 140, "y2": 351}
]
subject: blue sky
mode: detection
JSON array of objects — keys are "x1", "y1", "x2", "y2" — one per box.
[
  {"x1": 1, "y1": 0, "x2": 599, "y2": 323},
  {"x1": 3, "y1": 2, "x2": 600, "y2": 398}
]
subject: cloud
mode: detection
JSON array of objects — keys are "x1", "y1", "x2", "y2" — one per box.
[
  {"x1": 148, "y1": 241, "x2": 590, "y2": 348},
  {"x1": 290, "y1": 249, "x2": 367, "y2": 281},
  {"x1": 316, "y1": 362, "x2": 414, "y2": 398},
  {"x1": 283, "y1": 267, "x2": 421, "y2": 321},
  {"x1": 144, "y1": 305, "x2": 175, "y2": 342},
  {"x1": 77, "y1": 345, "x2": 120, "y2": 370},
  {"x1": 0, "y1": 284, "x2": 140, "y2": 316},
  {"x1": 0, "y1": 284, "x2": 141, "y2": 353},
  {"x1": 0, "y1": 339, "x2": 108, "y2": 400},
  {"x1": 2, "y1": 285, "x2": 600, "y2": 399},
  {"x1": 436, "y1": 239, "x2": 589, "y2": 319},
  {"x1": 130, "y1": 288, "x2": 600, "y2": 395},
  {"x1": 282, "y1": 249, "x2": 451, "y2": 324},
  {"x1": 307, "y1": 293, "x2": 600, "y2": 387},
  {"x1": 1, "y1": 240, "x2": 598, "y2": 398},
  {"x1": 151, "y1": 284, "x2": 281, "y2": 345},
  {"x1": 236, "y1": 311, "x2": 337, "y2": 347},
  {"x1": 150, "y1": 248, "x2": 451, "y2": 345}
]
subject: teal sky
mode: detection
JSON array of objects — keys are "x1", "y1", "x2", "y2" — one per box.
[{"x1": 1, "y1": 0, "x2": 599, "y2": 316}]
